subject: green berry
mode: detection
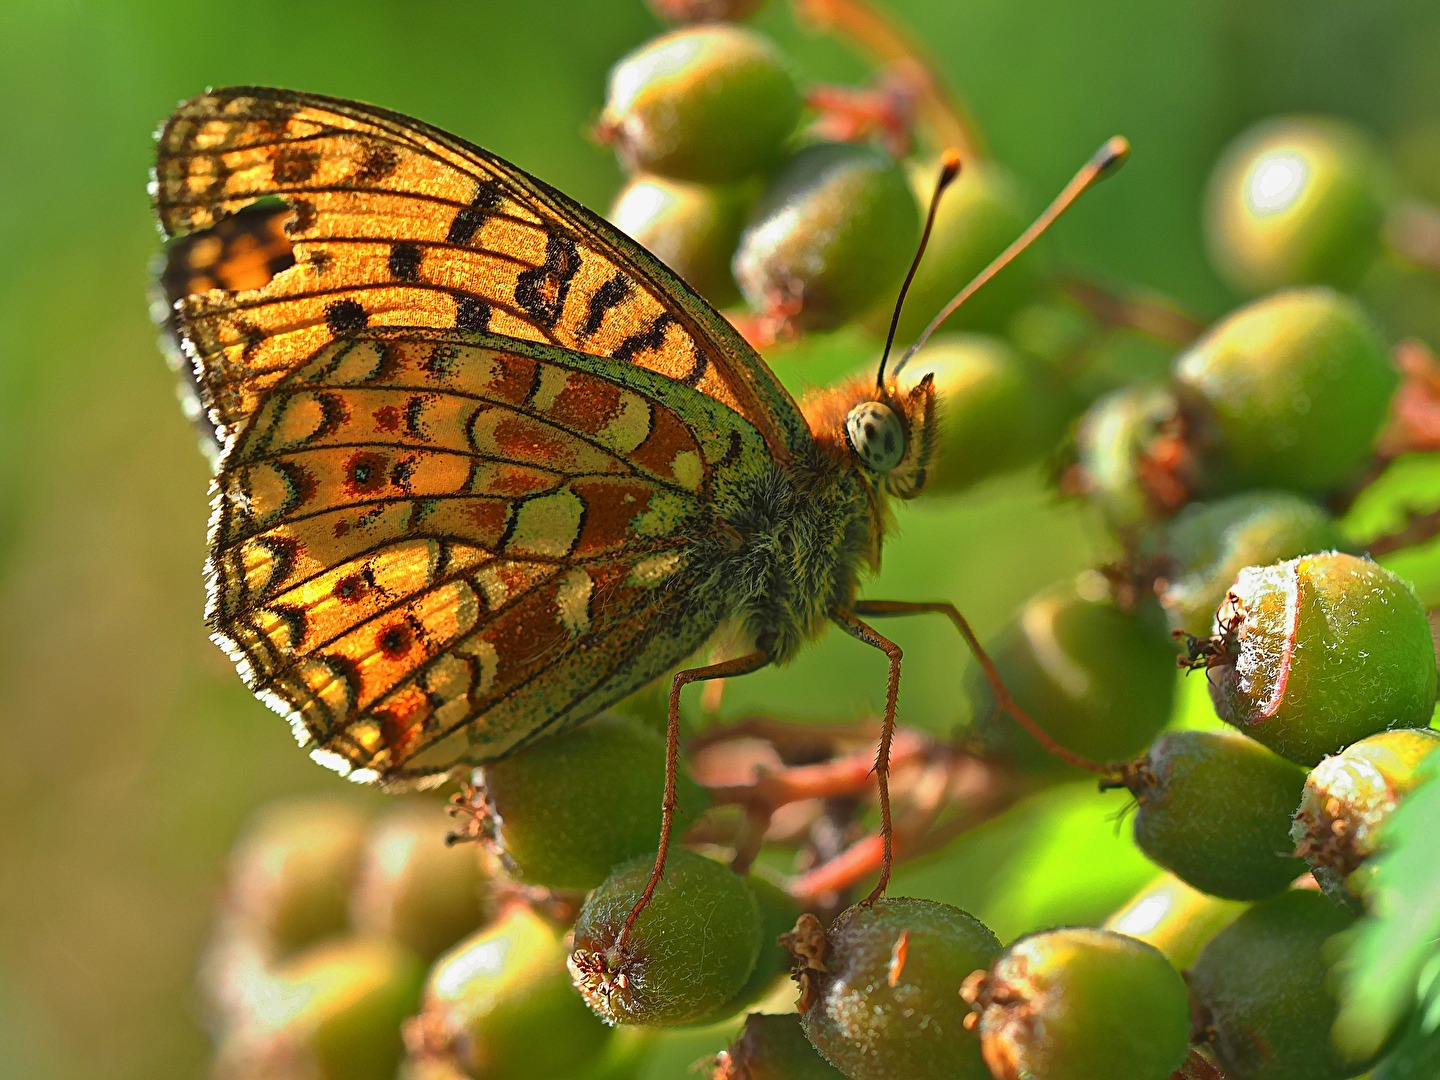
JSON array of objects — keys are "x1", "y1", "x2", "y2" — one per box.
[
  {"x1": 723, "y1": 871, "x2": 802, "y2": 1012},
  {"x1": 864, "y1": 160, "x2": 1042, "y2": 339},
  {"x1": 965, "y1": 927, "x2": 1190, "y2": 1080},
  {"x1": 1104, "y1": 872, "x2": 1246, "y2": 970},
  {"x1": 216, "y1": 937, "x2": 425, "y2": 1080},
  {"x1": 1202, "y1": 553, "x2": 1437, "y2": 765},
  {"x1": 480, "y1": 712, "x2": 708, "y2": 890},
  {"x1": 712, "y1": 1013, "x2": 847, "y2": 1080},
  {"x1": 599, "y1": 26, "x2": 800, "y2": 182},
  {"x1": 794, "y1": 897, "x2": 999, "y2": 1080},
  {"x1": 1205, "y1": 116, "x2": 1390, "y2": 295},
  {"x1": 895, "y1": 334, "x2": 1059, "y2": 494},
  {"x1": 610, "y1": 175, "x2": 750, "y2": 308},
  {"x1": 1152, "y1": 491, "x2": 1344, "y2": 638},
  {"x1": 1173, "y1": 288, "x2": 1397, "y2": 493},
  {"x1": 968, "y1": 575, "x2": 1177, "y2": 773},
  {"x1": 1291, "y1": 728, "x2": 1440, "y2": 908},
  {"x1": 733, "y1": 142, "x2": 921, "y2": 333},
  {"x1": 1189, "y1": 890, "x2": 1372, "y2": 1080},
  {"x1": 225, "y1": 796, "x2": 370, "y2": 956},
  {"x1": 1073, "y1": 383, "x2": 1191, "y2": 531},
  {"x1": 1114, "y1": 729, "x2": 1309, "y2": 900},
  {"x1": 350, "y1": 804, "x2": 495, "y2": 961},
  {"x1": 569, "y1": 848, "x2": 761, "y2": 1027},
  {"x1": 418, "y1": 903, "x2": 613, "y2": 1079},
  {"x1": 647, "y1": 0, "x2": 767, "y2": 22}
]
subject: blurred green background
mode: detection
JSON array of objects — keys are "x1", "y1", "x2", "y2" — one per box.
[{"x1": 2, "y1": 1, "x2": 1439, "y2": 1077}]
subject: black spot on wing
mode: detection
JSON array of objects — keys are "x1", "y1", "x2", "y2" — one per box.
[
  {"x1": 581, "y1": 273, "x2": 632, "y2": 338},
  {"x1": 325, "y1": 298, "x2": 368, "y2": 335},
  {"x1": 514, "y1": 231, "x2": 580, "y2": 330},
  {"x1": 611, "y1": 313, "x2": 676, "y2": 364},
  {"x1": 454, "y1": 294, "x2": 491, "y2": 333},
  {"x1": 272, "y1": 146, "x2": 319, "y2": 184},
  {"x1": 387, "y1": 242, "x2": 423, "y2": 282},
  {"x1": 354, "y1": 144, "x2": 401, "y2": 184},
  {"x1": 446, "y1": 179, "x2": 505, "y2": 245}
]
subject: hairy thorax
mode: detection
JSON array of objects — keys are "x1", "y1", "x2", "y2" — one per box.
[{"x1": 693, "y1": 450, "x2": 882, "y2": 665}]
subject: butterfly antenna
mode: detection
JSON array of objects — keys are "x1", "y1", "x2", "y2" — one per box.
[
  {"x1": 895, "y1": 136, "x2": 1130, "y2": 375},
  {"x1": 876, "y1": 149, "x2": 963, "y2": 390}
]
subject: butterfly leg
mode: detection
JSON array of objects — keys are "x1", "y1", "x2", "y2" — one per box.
[
  {"x1": 617, "y1": 649, "x2": 770, "y2": 948},
  {"x1": 830, "y1": 608, "x2": 904, "y2": 905},
  {"x1": 853, "y1": 599, "x2": 1095, "y2": 772}
]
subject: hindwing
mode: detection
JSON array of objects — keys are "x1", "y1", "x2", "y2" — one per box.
[{"x1": 209, "y1": 328, "x2": 772, "y2": 783}]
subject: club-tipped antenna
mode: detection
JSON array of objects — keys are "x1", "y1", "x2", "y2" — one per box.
[
  {"x1": 875, "y1": 148, "x2": 963, "y2": 389},
  {"x1": 894, "y1": 136, "x2": 1130, "y2": 375}
]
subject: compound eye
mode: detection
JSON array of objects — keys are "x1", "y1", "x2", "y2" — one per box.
[{"x1": 844, "y1": 400, "x2": 906, "y2": 473}]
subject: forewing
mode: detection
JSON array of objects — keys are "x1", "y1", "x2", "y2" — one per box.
[
  {"x1": 209, "y1": 329, "x2": 770, "y2": 784},
  {"x1": 153, "y1": 86, "x2": 808, "y2": 459}
]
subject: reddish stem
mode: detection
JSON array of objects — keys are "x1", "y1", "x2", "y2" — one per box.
[{"x1": 791, "y1": 0, "x2": 985, "y2": 161}]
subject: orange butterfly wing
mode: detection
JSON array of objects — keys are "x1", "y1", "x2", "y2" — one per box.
[
  {"x1": 152, "y1": 86, "x2": 809, "y2": 460},
  {"x1": 210, "y1": 328, "x2": 774, "y2": 783}
]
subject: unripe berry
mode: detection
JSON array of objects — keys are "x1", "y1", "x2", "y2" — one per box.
[
  {"x1": 1174, "y1": 289, "x2": 1397, "y2": 494},
  {"x1": 733, "y1": 142, "x2": 920, "y2": 333},
  {"x1": 1205, "y1": 116, "x2": 1390, "y2": 295},
  {"x1": 724, "y1": 872, "x2": 802, "y2": 1012},
  {"x1": 964, "y1": 927, "x2": 1190, "y2": 1080},
  {"x1": 1201, "y1": 553, "x2": 1437, "y2": 765},
  {"x1": 416, "y1": 903, "x2": 613, "y2": 1079},
  {"x1": 896, "y1": 334, "x2": 1059, "y2": 494},
  {"x1": 569, "y1": 848, "x2": 762, "y2": 1027},
  {"x1": 599, "y1": 26, "x2": 800, "y2": 182},
  {"x1": 793, "y1": 897, "x2": 999, "y2": 1080},
  {"x1": 350, "y1": 804, "x2": 495, "y2": 961},
  {"x1": 1104, "y1": 873, "x2": 1246, "y2": 970},
  {"x1": 712, "y1": 1013, "x2": 847, "y2": 1080},
  {"x1": 968, "y1": 575, "x2": 1177, "y2": 773},
  {"x1": 864, "y1": 160, "x2": 1042, "y2": 339},
  {"x1": 610, "y1": 175, "x2": 749, "y2": 308},
  {"x1": 1073, "y1": 383, "x2": 1191, "y2": 531},
  {"x1": 216, "y1": 937, "x2": 424, "y2": 1080},
  {"x1": 1189, "y1": 890, "x2": 1372, "y2": 1080},
  {"x1": 1113, "y1": 729, "x2": 1309, "y2": 900},
  {"x1": 224, "y1": 796, "x2": 370, "y2": 956},
  {"x1": 1152, "y1": 491, "x2": 1343, "y2": 637},
  {"x1": 480, "y1": 712, "x2": 708, "y2": 890},
  {"x1": 1291, "y1": 727, "x2": 1440, "y2": 908}
]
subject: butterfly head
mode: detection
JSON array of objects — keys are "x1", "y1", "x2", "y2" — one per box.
[{"x1": 803, "y1": 371, "x2": 937, "y2": 500}]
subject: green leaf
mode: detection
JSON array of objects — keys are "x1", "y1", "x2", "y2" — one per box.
[{"x1": 1334, "y1": 758, "x2": 1440, "y2": 1059}]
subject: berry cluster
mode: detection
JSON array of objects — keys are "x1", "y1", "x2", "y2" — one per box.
[{"x1": 201, "y1": 3, "x2": 1440, "y2": 1079}]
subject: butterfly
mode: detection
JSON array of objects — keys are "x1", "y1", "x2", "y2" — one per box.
[{"x1": 153, "y1": 86, "x2": 1121, "y2": 912}]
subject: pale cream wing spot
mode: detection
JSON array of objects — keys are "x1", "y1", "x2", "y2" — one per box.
[
  {"x1": 527, "y1": 364, "x2": 573, "y2": 414},
  {"x1": 323, "y1": 339, "x2": 391, "y2": 384},
  {"x1": 262, "y1": 391, "x2": 333, "y2": 451},
  {"x1": 422, "y1": 653, "x2": 481, "y2": 731},
  {"x1": 505, "y1": 489, "x2": 584, "y2": 559},
  {"x1": 670, "y1": 450, "x2": 703, "y2": 491},
  {"x1": 472, "y1": 561, "x2": 511, "y2": 610},
  {"x1": 627, "y1": 550, "x2": 685, "y2": 589},
  {"x1": 595, "y1": 392, "x2": 654, "y2": 456},
  {"x1": 554, "y1": 568, "x2": 595, "y2": 636},
  {"x1": 631, "y1": 490, "x2": 691, "y2": 539},
  {"x1": 453, "y1": 635, "x2": 500, "y2": 698}
]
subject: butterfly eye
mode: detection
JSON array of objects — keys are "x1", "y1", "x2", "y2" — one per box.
[{"x1": 844, "y1": 400, "x2": 907, "y2": 473}]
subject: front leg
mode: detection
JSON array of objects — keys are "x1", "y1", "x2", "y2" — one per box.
[{"x1": 617, "y1": 649, "x2": 770, "y2": 948}]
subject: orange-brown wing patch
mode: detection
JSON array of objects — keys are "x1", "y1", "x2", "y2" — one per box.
[
  {"x1": 208, "y1": 330, "x2": 771, "y2": 782},
  {"x1": 153, "y1": 86, "x2": 808, "y2": 458}
]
